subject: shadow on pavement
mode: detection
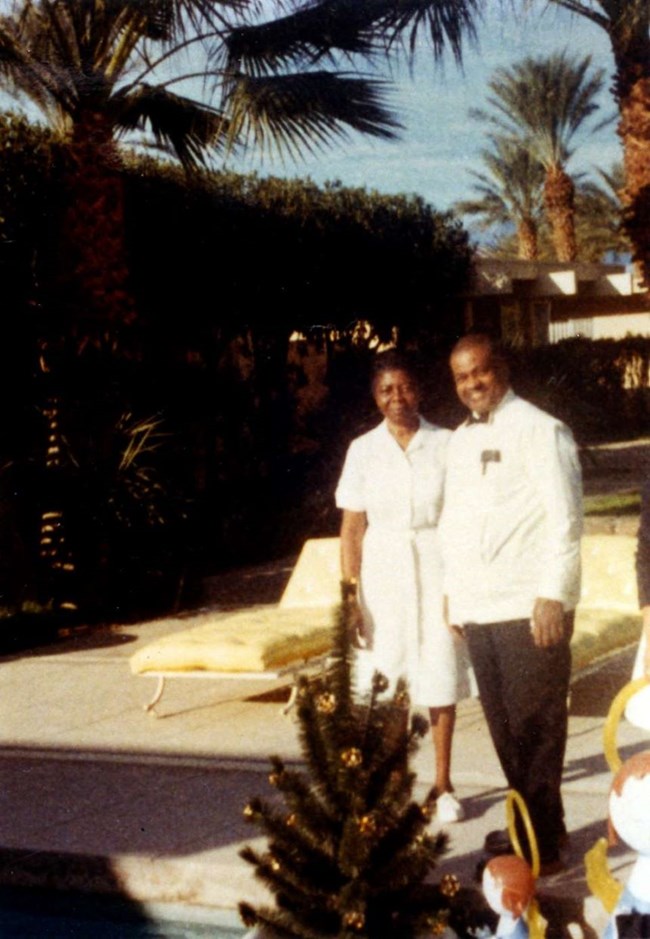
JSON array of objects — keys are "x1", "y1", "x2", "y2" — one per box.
[{"x1": 569, "y1": 646, "x2": 637, "y2": 718}]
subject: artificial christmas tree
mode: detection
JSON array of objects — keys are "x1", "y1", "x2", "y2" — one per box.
[{"x1": 239, "y1": 604, "x2": 474, "y2": 938}]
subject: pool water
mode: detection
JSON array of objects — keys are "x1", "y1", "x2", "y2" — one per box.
[{"x1": 0, "y1": 888, "x2": 245, "y2": 938}]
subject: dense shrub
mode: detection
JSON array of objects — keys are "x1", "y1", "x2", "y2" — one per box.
[
  {"x1": 0, "y1": 116, "x2": 473, "y2": 622},
  {"x1": 507, "y1": 337, "x2": 650, "y2": 444}
]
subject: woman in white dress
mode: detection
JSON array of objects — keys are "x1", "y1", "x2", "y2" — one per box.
[{"x1": 335, "y1": 349, "x2": 470, "y2": 824}]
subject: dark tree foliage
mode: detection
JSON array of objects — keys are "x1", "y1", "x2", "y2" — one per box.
[
  {"x1": 0, "y1": 115, "x2": 471, "y2": 623},
  {"x1": 123, "y1": 156, "x2": 472, "y2": 345},
  {"x1": 507, "y1": 336, "x2": 650, "y2": 445}
]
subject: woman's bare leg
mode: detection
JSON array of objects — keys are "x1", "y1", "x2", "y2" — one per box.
[{"x1": 429, "y1": 704, "x2": 456, "y2": 792}]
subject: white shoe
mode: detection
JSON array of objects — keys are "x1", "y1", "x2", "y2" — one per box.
[{"x1": 436, "y1": 791, "x2": 465, "y2": 824}]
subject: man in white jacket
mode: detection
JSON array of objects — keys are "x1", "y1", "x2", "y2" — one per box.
[{"x1": 439, "y1": 333, "x2": 583, "y2": 875}]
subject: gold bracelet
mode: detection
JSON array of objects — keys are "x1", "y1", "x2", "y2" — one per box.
[{"x1": 340, "y1": 577, "x2": 359, "y2": 603}]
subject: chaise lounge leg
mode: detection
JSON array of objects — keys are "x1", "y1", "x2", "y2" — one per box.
[
  {"x1": 145, "y1": 676, "x2": 166, "y2": 715},
  {"x1": 281, "y1": 679, "x2": 300, "y2": 717}
]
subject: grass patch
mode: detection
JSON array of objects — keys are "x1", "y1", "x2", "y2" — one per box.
[{"x1": 583, "y1": 491, "x2": 641, "y2": 516}]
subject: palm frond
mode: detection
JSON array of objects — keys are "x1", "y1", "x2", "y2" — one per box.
[
  {"x1": 224, "y1": 0, "x2": 478, "y2": 75},
  {"x1": 547, "y1": 0, "x2": 626, "y2": 34},
  {"x1": 116, "y1": 413, "x2": 169, "y2": 471},
  {"x1": 592, "y1": 160, "x2": 625, "y2": 197},
  {"x1": 455, "y1": 192, "x2": 511, "y2": 229},
  {"x1": 113, "y1": 84, "x2": 231, "y2": 166},
  {"x1": 0, "y1": 11, "x2": 77, "y2": 115},
  {"x1": 369, "y1": 0, "x2": 480, "y2": 59},
  {"x1": 478, "y1": 50, "x2": 606, "y2": 169},
  {"x1": 574, "y1": 162, "x2": 630, "y2": 257},
  {"x1": 224, "y1": 70, "x2": 401, "y2": 159},
  {"x1": 224, "y1": 1, "x2": 378, "y2": 76},
  {"x1": 104, "y1": 0, "x2": 246, "y2": 38},
  {"x1": 456, "y1": 133, "x2": 544, "y2": 224}
]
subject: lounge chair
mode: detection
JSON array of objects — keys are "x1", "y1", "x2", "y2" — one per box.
[{"x1": 129, "y1": 538, "x2": 340, "y2": 715}]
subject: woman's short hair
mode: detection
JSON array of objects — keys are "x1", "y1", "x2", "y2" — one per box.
[{"x1": 370, "y1": 349, "x2": 420, "y2": 389}]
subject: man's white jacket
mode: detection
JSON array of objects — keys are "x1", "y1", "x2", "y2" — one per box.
[{"x1": 439, "y1": 390, "x2": 583, "y2": 626}]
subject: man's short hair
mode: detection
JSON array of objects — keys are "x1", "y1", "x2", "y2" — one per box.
[{"x1": 450, "y1": 333, "x2": 508, "y2": 370}]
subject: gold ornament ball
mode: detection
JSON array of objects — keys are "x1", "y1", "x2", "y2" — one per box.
[
  {"x1": 341, "y1": 747, "x2": 363, "y2": 768},
  {"x1": 420, "y1": 803, "x2": 434, "y2": 822},
  {"x1": 316, "y1": 692, "x2": 337, "y2": 714},
  {"x1": 395, "y1": 690, "x2": 411, "y2": 709},
  {"x1": 343, "y1": 911, "x2": 365, "y2": 930},
  {"x1": 269, "y1": 772, "x2": 281, "y2": 787},
  {"x1": 358, "y1": 814, "x2": 377, "y2": 835},
  {"x1": 243, "y1": 803, "x2": 255, "y2": 819},
  {"x1": 286, "y1": 813, "x2": 297, "y2": 827},
  {"x1": 440, "y1": 873, "x2": 460, "y2": 897}
]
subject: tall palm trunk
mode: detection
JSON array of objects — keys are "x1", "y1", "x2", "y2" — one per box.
[
  {"x1": 53, "y1": 110, "x2": 137, "y2": 348},
  {"x1": 615, "y1": 64, "x2": 650, "y2": 286},
  {"x1": 517, "y1": 217, "x2": 538, "y2": 260},
  {"x1": 544, "y1": 165, "x2": 577, "y2": 262}
]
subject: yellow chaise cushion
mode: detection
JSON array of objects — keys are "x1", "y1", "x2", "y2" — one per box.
[
  {"x1": 130, "y1": 534, "x2": 642, "y2": 678},
  {"x1": 129, "y1": 605, "x2": 335, "y2": 675},
  {"x1": 571, "y1": 534, "x2": 641, "y2": 672}
]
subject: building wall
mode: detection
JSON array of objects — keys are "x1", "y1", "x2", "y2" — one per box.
[{"x1": 550, "y1": 311, "x2": 650, "y2": 342}]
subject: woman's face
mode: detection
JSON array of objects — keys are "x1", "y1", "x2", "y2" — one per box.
[{"x1": 372, "y1": 368, "x2": 420, "y2": 427}]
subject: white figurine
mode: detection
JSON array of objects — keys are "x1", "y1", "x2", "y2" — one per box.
[
  {"x1": 482, "y1": 854, "x2": 539, "y2": 939},
  {"x1": 602, "y1": 751, "x2": 650, "y2": 939}
]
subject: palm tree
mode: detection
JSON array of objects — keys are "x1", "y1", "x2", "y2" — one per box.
[
  {"x1": 455, "y1": 135, "x2": 545, "y2": 259},
  {"x1": 547, "y1": 0, "x2": 650, "y2": 283},
  {"x1": 575, "y1": 162, "x2": 632, "y2": 261},
  {"x1": 482, "y1": 167, "x2": 630, "y2": 262},
  {"x1": 472, "y1": 51, "x2": 607, "y2": 263}
]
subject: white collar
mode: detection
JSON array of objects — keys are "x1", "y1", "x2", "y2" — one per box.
[
  {"x1": 380, "y1": 415, "x2": 425, "y2": 452},
  {"x1": 467, "y1": 388, "x2": 515, "y2": 426}
]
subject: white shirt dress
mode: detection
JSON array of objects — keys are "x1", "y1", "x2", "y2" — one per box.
[{"x1": 336, "y1": 417, "x2": 471, "y2": 707}]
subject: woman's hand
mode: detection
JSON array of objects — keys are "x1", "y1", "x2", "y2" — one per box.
[
  {"x1": 443, "y1": 595, "x2": 464, "y2": 641},
  {"x1": 340, "y1": 509, "x2": 367, "y2": 649},
  {"x1": 347, "y1": 600, "x2": 369, "y2": 650}
]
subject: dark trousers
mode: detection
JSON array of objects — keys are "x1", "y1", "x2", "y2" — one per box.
[{"x1": 464, "y1": 617, "x2": 573, "y2": 863}]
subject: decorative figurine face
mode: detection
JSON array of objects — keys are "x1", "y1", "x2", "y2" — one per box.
[
  {"x1": 609, "y1": 751, "x2": 650, "y2": 855},
  {"x1": 483, "y1": 855, "x2": 536, "y2": 919}
]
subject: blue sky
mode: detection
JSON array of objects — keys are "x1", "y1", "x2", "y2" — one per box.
[{"x1": 223, "y1": 2, "x2": 622, "y2": 219}]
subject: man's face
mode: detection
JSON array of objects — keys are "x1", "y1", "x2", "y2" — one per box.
[{"x1": 450, "y1": 343, "x2": 509, "y2": 416}]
